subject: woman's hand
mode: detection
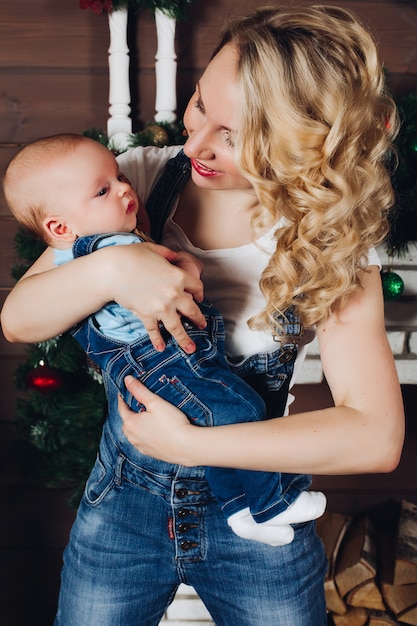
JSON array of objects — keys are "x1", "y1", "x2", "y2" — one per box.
[
  {"x1": 170, "y1": 250, "x2": 204, "y2": 280},
  {"x1": 119, "y1": 375, "x2": 196, "y2": 465},
  {"x1": 1, "y1": 241, "x2": 206, "y2": 352},
  {"x1": 108, "y1": 242, "x2": 206, "y2": 353}
]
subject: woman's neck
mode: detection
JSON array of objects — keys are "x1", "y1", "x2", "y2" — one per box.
[{"x1": 175, "y1": 180, "x2": 260, "y2": 250}]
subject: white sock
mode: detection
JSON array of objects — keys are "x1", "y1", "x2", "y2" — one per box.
[
  {"x1": 262, "y1": 491, "x2": 327, "y2": 526},
  {"x1": 227, "y1": 508, "x2": 294, "y2": 547},
  {"x1": 227, "y1": 491, "x2": 326, "y2": 547}
]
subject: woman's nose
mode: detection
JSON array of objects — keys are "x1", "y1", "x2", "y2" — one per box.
[{"x1": 185, "y1": 126, "x2": 215, "y2": 160}]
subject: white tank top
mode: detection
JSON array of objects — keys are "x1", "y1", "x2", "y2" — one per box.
[
  {"x1": 162, "y1": 208, "x2": 381, "y2": 355},
  {"x1": 162, "y1": 213, "x2": 312, "y2": 357}
]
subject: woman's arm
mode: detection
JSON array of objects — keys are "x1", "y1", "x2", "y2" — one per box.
[
  {"x1": 120, "y1": 266, "x2": 405, "y2": 475},
  {"x1": 1, "y1": 242, "x2": 206, "y2": 351}
]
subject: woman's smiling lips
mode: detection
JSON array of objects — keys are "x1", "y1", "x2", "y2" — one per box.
[{"x1": 191, "y1": 158, "x2": 221, "y2": 177}]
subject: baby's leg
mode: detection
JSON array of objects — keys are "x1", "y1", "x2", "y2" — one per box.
[{"x1": 227, "y1": 491, "x2": 326, "y2": 547}]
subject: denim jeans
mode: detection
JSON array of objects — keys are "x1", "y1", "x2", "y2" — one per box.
[{"x1": 54, "y1": 379, "x2": 327, "y2": 625}]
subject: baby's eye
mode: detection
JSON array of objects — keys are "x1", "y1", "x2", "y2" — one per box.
[
  {"x1": 118, "y1": 173, "x2": 131, "y2": 185},
  {"x1": 97, "y1": 186, "x2": 108, "y2": 197}
]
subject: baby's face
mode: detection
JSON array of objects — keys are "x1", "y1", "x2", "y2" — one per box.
[{"x1": 47, "y1": 139, "x2": 145, "y2": 238}]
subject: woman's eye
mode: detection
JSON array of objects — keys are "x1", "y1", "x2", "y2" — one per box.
[
  {"x1": 118, "y1": 173, "x2": 131, "y2": 185},
  {"x1": 223, "y1": 131, "x2": 234, "y2": 148},
  {"x1": 194, "y1": 98, "x2": 205, "y2": 114}
]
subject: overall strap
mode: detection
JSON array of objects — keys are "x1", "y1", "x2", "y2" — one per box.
[
  {"x1": 145, "y1": 149, "x2": 191, "y2": 243},
  {"x1": 72, "y1": 232, "x2": 145, "y2": 258},
  {"x1": 273, "y1": 306, "x2": 303, "y2": 341}
]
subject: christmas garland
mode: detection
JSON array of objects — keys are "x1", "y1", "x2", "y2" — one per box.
[
  {"x1": 14, "y1": 337, "x2": 107, "y2": 508},
  {"x1": 80, "y1": 0, "x2": 197, "y2": 20}
]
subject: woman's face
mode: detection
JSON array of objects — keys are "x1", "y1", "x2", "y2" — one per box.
[{"x1": 183, "y1": 44, "x2": 252, "y2": 191}]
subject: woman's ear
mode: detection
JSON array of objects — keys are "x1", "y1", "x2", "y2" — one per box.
[{"x1": 43, "y1": 216, "x2": 77, "y2": 244}]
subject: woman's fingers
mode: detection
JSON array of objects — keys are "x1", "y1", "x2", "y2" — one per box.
[
  {"x1": 119, "y1": 376, "x2": 194, "y2": 464},
  {"x1": 109, "y1": 242, "x2": 206, "y2": 352},
  {"x1": 120, "y1": 376, "x2": 152, "y2": 412}
]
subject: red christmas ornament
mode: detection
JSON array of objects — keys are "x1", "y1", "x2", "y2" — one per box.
[
  {"x1": 79, "y1": 0, "x2": 113, "y2": 16},
  {"x1": 26, "y1": 361, "x2": 64, "y2": 393}
]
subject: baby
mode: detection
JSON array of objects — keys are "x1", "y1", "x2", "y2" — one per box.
[{"x1": 3, "y1": 133, "x2": 326, "y2": 545}]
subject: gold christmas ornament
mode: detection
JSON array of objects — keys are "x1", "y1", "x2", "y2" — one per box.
[{"x1": 146, "y1": 124, "x2": 170, "y2": 147}]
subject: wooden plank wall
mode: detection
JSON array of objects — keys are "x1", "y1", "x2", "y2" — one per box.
[{"x1": 0, "y1": 1, "x2": 417, "y2": 624}]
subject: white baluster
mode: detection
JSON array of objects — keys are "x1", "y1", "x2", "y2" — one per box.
[
  {"x1": 154, "y1": 9, "x2": 177, "y2": 123},
  {"x1": 107, "y1": 7, "x2": 132, "y2": 150}
]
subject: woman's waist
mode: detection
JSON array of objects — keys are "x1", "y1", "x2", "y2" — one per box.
[{"x1": 102, "y1": 411, "x2": 209, "y2": 484}]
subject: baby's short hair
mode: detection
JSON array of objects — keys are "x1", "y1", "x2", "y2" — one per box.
[{"x1": 3, "y1": 133, "x2": 85, "y2": 242}]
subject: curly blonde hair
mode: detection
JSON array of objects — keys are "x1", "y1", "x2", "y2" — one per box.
[{"x1": 214, "y1": 5, "x2": 399, "y2": 332}]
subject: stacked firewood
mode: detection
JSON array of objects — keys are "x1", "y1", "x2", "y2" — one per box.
[{"x1": 316, "y1": 501, "x2": 417, "y2": 625}]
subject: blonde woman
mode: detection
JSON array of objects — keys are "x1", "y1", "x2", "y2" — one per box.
[{"x1": 1, "y1": 6, "x2": 404, "y2": 626}]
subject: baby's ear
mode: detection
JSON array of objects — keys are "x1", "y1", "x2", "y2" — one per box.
[{"x1": 43, "y1": 216, "x2": 77, "y2": 243}]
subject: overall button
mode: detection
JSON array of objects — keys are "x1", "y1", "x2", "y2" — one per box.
[
  {"x1": 178, "y1": 523, "x2": 191, "y2": 533},
  {"x1": 178, "y1": 508, "x2": 189, "y2": 517},
  {"x1": 279, "y1": 348, "x2": 296, "y2": 364},
  {"x1": 180, "y1": 540, "x2": 198, "y2": 551},
  {"x1": 176, "y1": 488, "x2": 189, "y2": 499}
]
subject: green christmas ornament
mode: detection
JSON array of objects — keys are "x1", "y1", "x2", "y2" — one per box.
[{"x1": 381, "y1": 270, "x2": 404, "y2": 301}]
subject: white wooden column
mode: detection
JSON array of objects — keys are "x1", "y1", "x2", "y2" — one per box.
[
  {"x1": 154, "y1": 9, "x2": 177, "y2": 123},
  {"x1": 107, "y1": 7, "x2": 132, "y2": 149}
]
